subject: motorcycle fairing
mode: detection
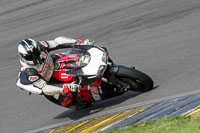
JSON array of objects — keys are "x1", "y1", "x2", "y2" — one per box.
[
  {"x1": 52, "y1": 50, "x2": 84, "y2": 82},
  {"x1": 82, "y1": 47, "x2": 106, "y2": 76},
  {"x1": 52, "y1": 47, "x2": 107, "y2": 83}
]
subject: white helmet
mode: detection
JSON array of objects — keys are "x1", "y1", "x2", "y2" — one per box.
[{"x1": 18, "y1": 38, "x2": 41, "y2": 65}]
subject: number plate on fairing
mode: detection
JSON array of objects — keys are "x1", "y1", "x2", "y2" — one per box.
[{"x1": 89, "y1": 85, "x2": 102, "y2": 101}]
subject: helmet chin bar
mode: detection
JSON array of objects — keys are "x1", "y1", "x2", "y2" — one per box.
[
  {"x1": 33, "y1": 59, "x2": 39, "y2": 65},
  {"x1": 20, "y1": 55, "x2": 41, "y2": 66},
  {"x1": 32, "y1": 56, "x2": 43, "y2": 65}
]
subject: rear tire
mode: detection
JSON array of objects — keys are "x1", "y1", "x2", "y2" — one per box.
[{"x1": 116, "y1": 66, "x2": 154, "y2": 92}]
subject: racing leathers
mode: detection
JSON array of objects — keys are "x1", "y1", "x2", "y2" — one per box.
[{"x1": 16, "y1": 36, "x2": 93, "y2": 108}]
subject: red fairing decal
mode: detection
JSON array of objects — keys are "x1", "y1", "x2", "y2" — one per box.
[{"x1": 28, "y1": 76, "x2": 39, "y2": 82}]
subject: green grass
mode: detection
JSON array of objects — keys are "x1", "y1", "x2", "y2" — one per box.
[{"x1": 105, "y1": 116, "x2": 200, "y2": 133}]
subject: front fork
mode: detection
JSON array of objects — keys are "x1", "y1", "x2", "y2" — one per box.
[{"x1": 102, "y1": 62, "x2": 131, "y2": 91}]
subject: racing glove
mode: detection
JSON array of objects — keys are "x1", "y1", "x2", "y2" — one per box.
[
  {"x1": 77, "y1": 39, "x2": 94, "y2": 45},
  {"x1": 62, "y1": 81, "x2": 81, "y2": 94}
]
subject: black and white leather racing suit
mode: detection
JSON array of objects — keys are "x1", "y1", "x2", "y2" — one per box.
[{"x1": 16, "y1": 37, "x2": 91, "y2": 100}]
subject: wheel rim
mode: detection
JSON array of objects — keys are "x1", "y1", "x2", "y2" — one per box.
[{"x1": 120, "y1": 78, "x2": 143, "y2": 90}]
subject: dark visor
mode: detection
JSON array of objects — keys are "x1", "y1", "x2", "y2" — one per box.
[{"x1": 20, "y1": 50, "x2": 40, "y2": 61}]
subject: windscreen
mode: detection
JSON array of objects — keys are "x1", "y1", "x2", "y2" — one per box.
[{"x1": 63, "y1": 48, "x2": 91, "y2": 70}]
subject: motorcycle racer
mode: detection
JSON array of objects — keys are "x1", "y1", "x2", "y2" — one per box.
[{"x1": 16, "y1": 36, "x2": 94, "y2": 109}]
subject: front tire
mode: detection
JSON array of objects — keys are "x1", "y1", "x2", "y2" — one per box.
[{"x1": 116, "y1": 66, "x2": 154, "y2": 92}]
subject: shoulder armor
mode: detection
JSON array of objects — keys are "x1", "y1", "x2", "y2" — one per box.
[{"x1": 38, "y1": 41, "x2": 49, "y2": 51}]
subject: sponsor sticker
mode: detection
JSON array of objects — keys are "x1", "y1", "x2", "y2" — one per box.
[
  {"x1": 92, "y1": 93, "x2": 101, "y2": 101},
  {"x1": 28, "y1": 76, "x2": 39, "y2": 82}
]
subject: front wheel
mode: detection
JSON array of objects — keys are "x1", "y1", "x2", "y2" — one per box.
[{"x1": 116, "y1": 66, "x2": 154, "y2": 92}]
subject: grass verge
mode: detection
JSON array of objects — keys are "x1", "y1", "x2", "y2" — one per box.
[{"x1": 105, "y1": 115, "x2": 200, "y2": 133}]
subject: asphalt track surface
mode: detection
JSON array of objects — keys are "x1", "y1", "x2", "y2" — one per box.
[{"x1": 1, "y1": 0, "x2": 200, "y2": 132}]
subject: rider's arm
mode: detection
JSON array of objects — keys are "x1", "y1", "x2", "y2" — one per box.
[
  {"x1": 46, "y1": 36, "x2": 77, "y2": 51},
  {"x1": 16, "y1": 68, "x2": 64, "y2": 95},
  {"x1": 39, "y1": 36, "x2": 93, "y2": 51}
]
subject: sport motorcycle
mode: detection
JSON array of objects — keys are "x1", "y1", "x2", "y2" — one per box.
[{"x1": 43, "y1": 44, "x2": 154, "y2": 109}]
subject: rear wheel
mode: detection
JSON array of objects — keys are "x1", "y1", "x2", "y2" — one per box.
[{"x1": 116, "y1": 66, "x2": 154, "y2": 92}]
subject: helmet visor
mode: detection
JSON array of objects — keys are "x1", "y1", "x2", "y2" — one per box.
[{"x1": 20, "y1": 48, "x2": 41, "y2": 65}]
